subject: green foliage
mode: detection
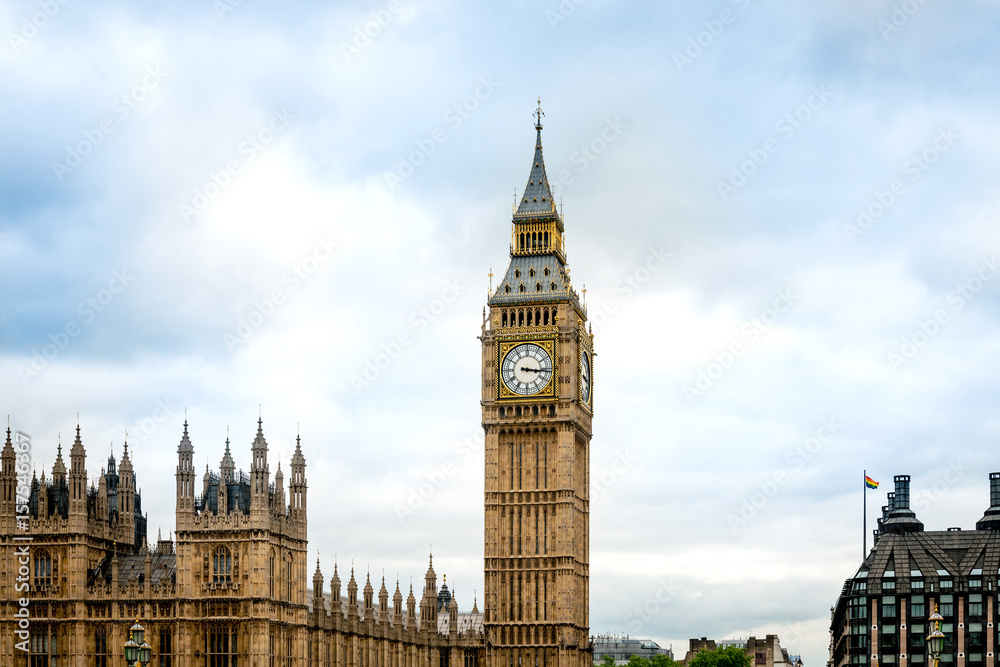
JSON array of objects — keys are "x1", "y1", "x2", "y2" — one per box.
[
  {"x1": 688, "y1": 646, "x2": 752, "y2": 667},
  {"x1": 597, "y1": 654, "x2": 678, "y2": 667}
]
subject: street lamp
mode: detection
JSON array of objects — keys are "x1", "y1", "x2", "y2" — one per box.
[
  {"x1": 124, "y1": 619, "x2": 152, "y2": 667},
  {"x1": 927, "y1": 605, "x2": 946, "y2": 667}
]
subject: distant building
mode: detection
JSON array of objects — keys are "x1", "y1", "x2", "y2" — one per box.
[
  {"x1": 829, "y1": 474, "x2": 1000, "y2": 667},
  {"x1": 592, "y1": 635, "x2": 672, "y2": 664},
  {"x1": 680, "y1": 635, "x2": 801, "y2": 667}
]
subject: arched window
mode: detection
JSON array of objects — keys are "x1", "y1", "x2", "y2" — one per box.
[
  {"x1": 519, "y1": 284, "x2": 525, "y2": 293},
  {"x1": 529, "y1": 268, "x2": 535, "y2": 278},
  {"x1": 269, "y1": 550, "x2": 275, "y2": 597},
  {"x1": 159, "y1": 628, "x2": 173, "y2": 667},
  {"x1": 95, "y1": 626, "x2": 108, "y2": 667},
  {"x1": 502, "y1": 311, "x2": 508, "y2": 327},
  {"x1": 212, "y1": 546, "x2": 231, "y2": 584},
  {"x1": 543, "y1": 310, "x2": 549, "y2": 326},
  {"x1": 285, "y1": 558, "x2": 293, "y2": 601},
  {"x1": 550, "y1": 282, "x2": 556, "y2": 291},
  {"x1": 544, "y1": 232, "x2": 549, "y2": 249},
  {"x1": 33, "y1": 549, "x2": 52, "y2": 588},
  {"x1": 206, "y1": 624, "x2": 237, "y2": 667},
  {"x1": 535, "y1": 283, "x2": 541, "y2": 292},
  {"x1": 535, "y1": 309, "x2": 541, "y2": 324},
  {"x1": 504, "y1": 285, "x2": 510, "y2": 294},
  {"x1": 518, "y1": 310, "x2": 524, "y2": 327},
  {"x1": 515, "y1": 269, "x2": 520, "y2": 279},
  {"x1": 30, "y1": 626, "x2": 57, "y2": 667}
]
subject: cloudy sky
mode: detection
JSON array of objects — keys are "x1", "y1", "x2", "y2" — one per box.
[{"x1": 3, "y1": 0, "x2": 1000, "y2": 664}]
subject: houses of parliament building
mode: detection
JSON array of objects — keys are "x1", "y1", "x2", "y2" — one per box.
[{"x1": 0, "y1": 108, "x2": 594, "y2": 667}]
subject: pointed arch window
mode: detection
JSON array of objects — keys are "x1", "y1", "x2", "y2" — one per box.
[
  {"x1": 504, "y1": 285, "x2": 511, "y2": 294},
  {"x1": 535, "y1": 284, "x2": 542, "y2": 292},
  {"x1": 34, "y1": 549, "x2": 52, "y2": 588},
  {"x1": 206, "y1": 624, "x2": 237, "y2": 667},
  {"x1": 30, "y1": 626, "x2": 57, "y2": 667},
  {"x1": 159, "y1": 628, "x2": 173, "y2": 667},
  {"x1": 269, "y1": 549, "x2": 275, "y2": 597},
  {"x1": 95, "y1": 626, "x2": 108, "y2": 667},
  {"x1": 519, "y1": 284, "x2": 525, "y2": 293},
  {"x1": 212, "y1": 545, "x2": 231, "y2": 584}
]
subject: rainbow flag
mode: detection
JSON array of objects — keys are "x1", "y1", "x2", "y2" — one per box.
[{"x1": 865, "y1": 475, "x2": 879, "y2": 490}]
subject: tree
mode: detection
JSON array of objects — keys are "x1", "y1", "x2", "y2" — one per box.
[
  {"x1": 601, "y1": 657, "x2": 616, "y2": 667},
  {"x1": 650, "y1": 655, "x2": 679, "y2": 667},
  {"x1": 688, "y1": 646, "x2": 752, "y2": 667}
]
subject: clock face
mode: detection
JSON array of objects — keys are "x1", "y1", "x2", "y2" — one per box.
[
  {"x1": 501, "y1": 343, "x2": 553, "y2": 396},
  {"x1": 581, "y1": 351, "x2": 591, "y2": 403}
]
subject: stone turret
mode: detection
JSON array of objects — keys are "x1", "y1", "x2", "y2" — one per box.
[
  {"x1": 290, "y1": 433, "x2": 307, "y2": 526},
  {"x1": 175, "y1": 419, "x2": 195, "y2": 518},
  {"x1": 378, "y1": 576, "x2": 389, "y2": 623},
  {"x1": 313, "y1": 558, "x2": 324, "y2": 616},
  {"x1": 250, "y1": 417, "x2": 270, "y2": 517},
  {"x1": 363, "y1": 571, "x2": 374, "y2": 619},
  {"x1": 348, "y1": 567, "x2": 359, "y2": 618},
  {"x1": 1, "y1": 425, "x2": 15, "y2": 518},
  {"x1": 407, "y1": 583, "x2": 416, "y2": 626},
  {"x1": 69, "y1": 423, "x2": 87, "y2": 518},
  {"x1": 393, "y1": 579, "x2": 403, "y2": 623}
]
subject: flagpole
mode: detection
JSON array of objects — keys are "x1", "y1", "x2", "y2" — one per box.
[{"x1": 863, "y1": 469, "x2": 867, "y2": 562}]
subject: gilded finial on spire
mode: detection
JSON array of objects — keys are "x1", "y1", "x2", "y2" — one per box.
[{"x1": 534, "y1": 96, "x2": 544, "y2": 131}]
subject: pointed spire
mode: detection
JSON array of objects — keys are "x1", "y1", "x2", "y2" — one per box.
[
  {"x1": 178, "y1": 417, "x2": 193, "y2": 452},
  {"x1": 472, "y1": 590, "x2": 479, "y2": 614},
  {"x1": 515, "y1": 98, "x2": 557, "y2": 218}
]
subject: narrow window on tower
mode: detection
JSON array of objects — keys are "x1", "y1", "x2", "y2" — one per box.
[
  {"x1": 543, "y1": 576, "x2": 548, "y2": 620},
  {"x1": 510, "y1": 444, "x2": 515, "y2": 491},
  {"x1": 510, "y1": 512, "x2": 514, "y2": 556},
  {"x1": 535, "y1": 575, "x2": 540, "y2": 620},
  {"x1": 509, "y1": 576, "x2": 514, "y2": 621},
  {"x1": 543, "y1": 309, "x2": 549, "y2": 325},
  {"x1": 544, "y1": 442, "x2": 548, "y2": 488},
  {"x1": 518, "y1": 507, "x2": 523, "y2": 555},
  {"x1": 544, "y1": 511, "x2": 548, "y2": 554},
  {"x1": 535, "y1": 511, "x2": 539, "y2": 555},
  {"x1": 518, "y1": 443, "x2": 523, "y2": 489},
  {"x1": 535, "y1": 443, "x2": 539, "y2": 489},
  {"x1": 527, "y1": 310, "x2": 532, "y2": 326}
]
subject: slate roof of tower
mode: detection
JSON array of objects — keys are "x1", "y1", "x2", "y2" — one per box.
[{"x1": 488, "y1": 255, "x2": 584, "y2": 315}]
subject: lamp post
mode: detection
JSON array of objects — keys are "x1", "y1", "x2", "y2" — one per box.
[
  {"x1": 927, "y1": 605, "x2": 946, "y2": 667},
  {"x1": 124, "y1": 619, "x2": 152, "y2": 667}
]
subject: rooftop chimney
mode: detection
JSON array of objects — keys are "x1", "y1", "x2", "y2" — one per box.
[
  {"x1": 881, "y1": 475, "x2": 924, "y2": 534},
  {"x1": 976, "y1": 473, "x2": 1000, "y2": 530}
]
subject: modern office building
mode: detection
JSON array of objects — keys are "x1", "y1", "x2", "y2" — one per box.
[{"x1": 829, "y1": 474, "x2": 1000, "y2": 667}]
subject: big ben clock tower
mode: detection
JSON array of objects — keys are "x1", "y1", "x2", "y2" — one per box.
[{"x1": 482, "y1": 102, "x2": 592, "y2": 667}]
